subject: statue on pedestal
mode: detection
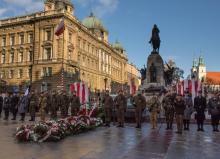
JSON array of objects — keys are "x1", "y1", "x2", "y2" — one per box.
[{"x1": 149, "y1": 24, "x2": 161, "y2": 53}]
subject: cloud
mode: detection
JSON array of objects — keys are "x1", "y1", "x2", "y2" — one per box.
[
  {"x1": 3, "y1": 0, "x2": 43, "y2": 13},
  {"x1": 0, "y1": 8, "x2": 7, "y2": 17},
  {"x1": 76, "y1": 0, "x2": 119, "y2": 17}
]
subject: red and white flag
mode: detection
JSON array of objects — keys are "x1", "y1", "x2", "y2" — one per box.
[
  {"x1": 70, "y1": 82, "x2": 89, "y2": 104},
  {"x1": 55, "y1": 17, "x2": 65, "y2": 36}
]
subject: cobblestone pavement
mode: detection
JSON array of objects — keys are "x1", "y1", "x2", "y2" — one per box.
[{"x1": 0, "y1": 119, "x2": 220, "y2": 159}]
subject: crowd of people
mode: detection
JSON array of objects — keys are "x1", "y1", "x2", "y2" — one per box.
[{"x1": 0, "y1": 88, "x2": 220, "y2": 134}]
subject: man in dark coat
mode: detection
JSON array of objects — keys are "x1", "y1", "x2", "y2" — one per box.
[
  {"x1": 70, "y1": 91, "x2": 80, "y2": 116},
  {"x1": 114, "y1": 90, "x2": 127, "y2": 127},
  {"x1": 59, "y1": 91, "x2": 69, "y2": 118},
  {"x1": 0, "y1": 93, "x2": 3, "y2": 118},
  {"x1": 29, "y1": 91, "x2": 39, "y2": 121},
  {"x1": 3, "y1": 92, "x2": 11, "y2": 120},
  {"x1": 103, "y1": 90, "x2": 113, "y2": 127},
  {"x1": 18, "y1": 92, "x2": 28, "y2": 121},
  {"x1": 174, "y1": 94, "x2": 186, "y2": 134},
  {"x1": 10, "y1": 93, "x2": 20, "y2": 120},
  {"x1": 208, "y1": 92, "x2": 220, "y2": 132},
  {"x1": 133, "y1": 91, "x2": 146, "y2": 128},
  {"x1": 194, "y1": 91, "x2": 206, "y2": 131},
  {"x1": 50, "y1": 90, "x2": 59, "y2": 119},
  {"x1": 162, "y1": 92, "x2": 175, "y2": 130}
]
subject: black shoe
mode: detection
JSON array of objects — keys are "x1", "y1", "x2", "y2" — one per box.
[
  {"x1": 11, "y1": 118, "x2": 16, "y2": 120},
  {"x1": 197, "y1": 128, "x2": 201, "y2": 131},
  {"x1": 3, "y1": 118, "x2": 8, "y2": 120},
  {"x1": 29, "y1": 119, "x2": 34, "y2": 121},
  {"x1": 117, "y1": 125, "x2": 121, "y2": 127},
  {"x1": 184, "y1": 128, "x2": 187, "y2": 131},
  {"x1": 166, "y1": 127, "x2": 169, "y2": 130},
  {"x1": 201, "y1": 129, "x2": 204, "y2": 132},
  {"x1": 136, "y1": 125, "x2": 141, "y2": 129}
]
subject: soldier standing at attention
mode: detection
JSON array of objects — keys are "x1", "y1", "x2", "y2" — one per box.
[
  {"x1": 194, "y1": 90, "x2": 206, "y2": 131},
  {"x1": 208, "y1": 92, "x2": 220, "y2": 132},
  {"x1": 10, "y1": 92, "x2": 19, "y2": 120},
  {"x1": 3, "y1": 92, "x2": 11, "y2": 120},
  {"x1": 148, "y1": 93, "x2": 160, "y2": 129},
  {"x1": 29, "y1": 90, "x2": 39, "y2": 121},
  {"x1": 114, "y1": 90, "x2": 127, "y2": 127},
  {"x1": 0, "y1": 93, "x2": 3, "y2": 118},
  {"x1": 174, "y1": 94, "x2": 186, "y2": 134},
  {"x1": 183, "y1": 91, "x2": 193, "y2": 131},
  {"x1": 103, "y1": 90, "x2": 113, "y2": 127},
  {"x1": 133, "y1": 90, "x2": 146, "y2": 128},
  {"x1": 39, "y1": 91, "x2": 47, "y2": 122},
  {"x1": 70, "y1": 91, "x2": 80, "y2": 116},
  {"x1": 50, "y1": 90, "x2": 59, "y2": 119},
  {"x1": 162, "y1": 92, "x2": 175, "y2": 130}
]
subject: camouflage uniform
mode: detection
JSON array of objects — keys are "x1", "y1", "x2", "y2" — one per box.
[
  {"x1": 114, "y1": 94, "x2": 127, "y2": 127},
  {"x1": 133, "y1": 94, "x2": 146, "y2": 128},
  {"x1": 162, "y1": 95, "x2": 175, "y2": 130},
  {"x1": 208, "y1": 96, "x2": 220, "y2": 132},
  {"x1": 29, "y1": 94, "x2": 39, "y2": 121},
  {"x1": 148, "y1": 96, "x2": 160, "y2": 129},
  {"x1": 50, "y1": 93, "x2": 59, "y2": 119},
  {"x1": 39, "y1": 95, "x2": 47, "y2": 121},
  {"x1": 70, "y1": 95, "x2": 80, "y2": 116},
  {"x1": 103, "y1": 94, "x2": 113, "y2": 126}
]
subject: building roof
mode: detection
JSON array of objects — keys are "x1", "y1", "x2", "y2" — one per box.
[
  {"x1": 206, "y1": 72, "x2": 220, "y2": 85},
  {"x1": 82, "y1": 13, "x2": 106, "y2": 31},
  {"x1": 112, "y1": 40, "x2": 124, "y2": 50}
]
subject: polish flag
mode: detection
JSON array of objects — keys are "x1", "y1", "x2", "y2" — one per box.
[
  {"x1": 70, "y1": 82, "x2": 89, "y2": 104},
  {"x1": 55, "y1": 17, "x2": 65, "y2": 36}
]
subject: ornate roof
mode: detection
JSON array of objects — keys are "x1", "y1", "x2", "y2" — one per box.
[
  {"x1": 82, "y1": 13, "x2": 106, "y2": 31},
  {"x1": 112, "y1": 40, "x2": 124, "y2": 51},
  {"x1": 45, "y1": 0, "x2": 74, "y2": 7}
]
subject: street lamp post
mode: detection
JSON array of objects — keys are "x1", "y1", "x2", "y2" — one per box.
[{"x1": 104, "y1": 78, "x2": 108, "y2": 91}]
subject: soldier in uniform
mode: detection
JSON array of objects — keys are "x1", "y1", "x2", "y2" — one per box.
[
  {"x1": 133, "y1": 90, "x2": 146, "y2": 128},
  {"x1": 148, "y1": 94, "x2": 160, "y2": 129},
  {"x1": 10, "y1": 92, "x2": 19, "y2": 120},
  {"x1": 183, "y1": 91, "x2": 193, "y2": 131},
  {"x1": 194, "y1": 90, "x2": 206, "y2": 131},
  {"x1": 103, "y1": 90, "x2": 113, "y2": 127},
  {"x1": 208, "y1": 92, "x2": 220, "y2": 132},
  {"x1": 70, "y1": 91, "x2": 80, "y2": 116},
  {"x1": 59, "y1": 91, "x2": 69, "y2": 118},
  {"x1": 162, "y1": 92, "x2": 175, "y2": 130},
  {"x1": 174, "y1": 94, "x2": 186, "y2": 134},
  {"x1": 3, "y1": 92, "x2": 11, "y2": 120},
  {"x1": 29, "y1": 90, "x2": 39, "y2": 121},
  {"x1": 114, "y1": 90, "x2": 127, "y2": 127},
  {"x1": 50, "y1": 90, "x2": 59, "y2": 119},
  {"x1": 39, "y1": 91, "x2": 47, "y2": 122}
]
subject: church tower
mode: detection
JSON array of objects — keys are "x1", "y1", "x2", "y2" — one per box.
[
  {"x1": 191, "y1": 57, "x2": 197, "y2": 79},
  {"x1": 44, "y1": 0, "x2": 74, "y2": 15},
  {"x1": 197, "y1": 55, "x2": 206, "y2": 81}
]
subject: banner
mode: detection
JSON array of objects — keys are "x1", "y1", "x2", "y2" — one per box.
[{"x1": 70, "y1": 82, "x2": 89, "y2": 104}]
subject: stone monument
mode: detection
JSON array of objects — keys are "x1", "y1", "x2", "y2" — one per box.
[{"x1": 142, "y1": 24, "x2": 165, "y2": 93}]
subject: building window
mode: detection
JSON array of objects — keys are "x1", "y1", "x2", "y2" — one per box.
[
  {"x1": 19, "y1": 33, "x2": 24, "y2": 44},
  {"x1": 18, "y1": 69, "x2": 23, "y2": 79},
  {"x1": 29, "y1": 33, "x2": 33, "y2": 43},
  {"x1": 1, "y1": 50, "x2": 5, "y2": 64},
  {"x1": 44, "y1": 47, "x2": 52, "y2": 60},
  {"x1": 9, "y1": 70, "x2": 14, "y2": 79},
  {"x1": 78, "y1": 39, "x2": 81, "y2": 48},
  {"x1": 28, "y1": 68, "x2": 31, "y2": 78},
  {"x1": 18, "y1": 52, "x2": 23, "y2": 62},
  {"x1": 43, "y1": 67, "x2": 52, "y2": 77},
  {"x1": 28, "y1": 50, "x2": 32, "y2": 62},
  {"x1": 68, "y1": 50, "x2": 72, "y2": 60},
  {"x1": 10, "y1": 51, "x2": 14, "y2": 63},
  {"x1": 46, "y1": 30, "x2": 51, "y2": 41},
  {"x1": 2, "y1": 36, "x2": 6, "y2": 46},
  {"x1": 69, "y1": 32, "x2": 72, "y2": 42},
  {"x1": 0, "y1": 70, "x2": 5, "y2": 79},
  {"x1": 83, "y1": 41, "x2": 85, "y2": 50},
  {"x1": 10, "y1": 35, "x2": 15, "y2": 46}
]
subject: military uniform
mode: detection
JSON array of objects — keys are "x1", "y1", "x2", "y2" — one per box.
[
  {"x1": 162, "y1": 95, "x2": 175, "y2": 130},
  {"x1": 59, "y1": 94, "x2": 69, "y2": 118},
  {"x1": 114, "y1": 94, "x2": 127, "y2": 127},
  {"x1": 133, "y1": 94, "x2": 146, "y2": 128},
  {"x1": 148, "y1": 96, "x2": 160, "y2": 129},
  {"x1": 103, "y1": 94, "x2": 113, "y2": 126},
  {"x1": 10, "y1": 94, "x2": 19, "y2": 120},
  {"x1": 0, "y1": 95, "x2": 3, "y2": 118},
  {"x1": 183, "y1": 95, "x2": 193, "y2": 130},
  {"x1": 208, "y1": 97, "x2": 220, "y2": 132},
  {"x1": 70, "y1": 95, "x2": 80, "y2": 116},
  {"x1": 174, "y1": 97, "x2": 186, "y2": 134},
  {"x1": 50, "y1": 93, "x2": 59, "y2": 119},
  {"x1": 3, "y1": 96, "x2": 11, "y2": 120},
  {"x1": 39, "y1": 95, "x2": 47, "y2": 121},
  {"x1": 29, "y1": 94, "x2": 39, "y2": 121},
  {"x1": 194, "y1": 95, "x2": 206, "y2": 131}
]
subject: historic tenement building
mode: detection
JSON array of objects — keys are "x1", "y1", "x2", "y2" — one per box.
[{"x1": 0, "y1": 0, "x2": 128, "y2": 93}]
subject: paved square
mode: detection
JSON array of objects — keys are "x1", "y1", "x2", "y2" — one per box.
[{"x1": 0, "y1": 119, "x2": 220, "y2": 159}]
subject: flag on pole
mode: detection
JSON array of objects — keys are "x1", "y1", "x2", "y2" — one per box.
[{"x1": 55, "y1": 17, "x2": 65, "y2": 36}]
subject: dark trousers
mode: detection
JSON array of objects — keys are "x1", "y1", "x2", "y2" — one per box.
[
  {"x1": 183, "y1": 119, "x2": 190, "y2": 130},
  {"x1": 211, "y1": 115, "x2": 219, "y2": 130},
  {"x1": 4, "y1": 109, "x2": 9, "y2": 120},
  {"x1": 196, "y1": 119, "x2": 204, "y2": 130},
  {"x1": 20, "y1": 113, "x2": 25, "y2": 121},
  {"x1": 0, "y1": 105, "x2": 2, "y2": 117},
  {"x1": 12, "y1": 108, "x2": 17, "y2": 119}
]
